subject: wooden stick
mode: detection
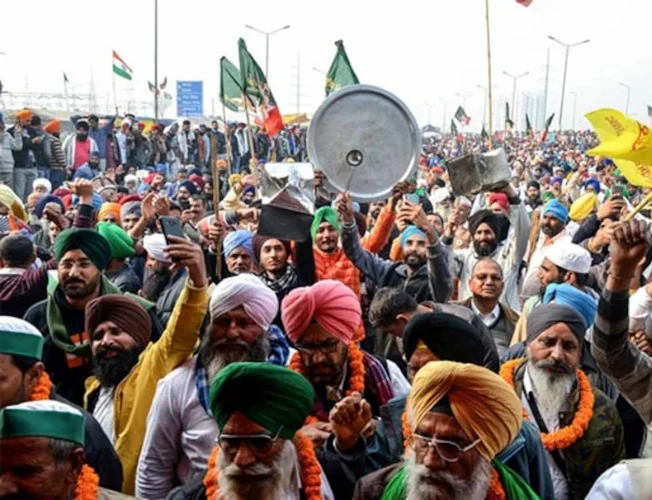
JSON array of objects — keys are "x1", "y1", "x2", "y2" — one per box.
[
  {"x1": 624, "y1": 190, "x2": 652, "y2": 221},
  {"x1": 222, "y1": 102, "x2": 233, "y2": 177},
  {"x1": 211, "y1": 158, "x2": 222, "y2": 281},
  {"x1": 485, "y1": 0, "x2": 494, "y2": 149},
  {"x1": 242, "y1": 93, "x2": 258, "y2": 168}
]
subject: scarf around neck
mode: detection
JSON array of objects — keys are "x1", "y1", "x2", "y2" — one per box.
[{"x1": 259, "y1": 264, "x2": 298, "y2": 294}]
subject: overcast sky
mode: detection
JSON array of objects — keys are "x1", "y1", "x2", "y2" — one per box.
[{"x1": 1, "y1": 0, "x2": 650, "y2": 131}]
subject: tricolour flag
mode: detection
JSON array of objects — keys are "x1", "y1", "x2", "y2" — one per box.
[
  {"x1": 238, "y1": 38, "x2": 284, "y2": 137},
  {"x1": 540, "y1": 113, "x2": 555, "y2": 142},
  {"x1": 160, "y1": 77, "x2": 168, "y2": 91},
  {"x1": 325, "y1": 40, "x2": 359, "y2": 97},
  {"x1": 450, "y1": 119, "x2": 458, "y2": 134},
  {"x1": 147, "y1": 81, "x2": 159, "y2": 95},
  {"x1": 220, "y1": 57, "x2": 244, "y2": 113},
  {"x1": 112, "y1": 51, "x2": 133, "y2": 80},
  {"x1": 454, "y1": 106, "x2": 471, "y2": 125}
]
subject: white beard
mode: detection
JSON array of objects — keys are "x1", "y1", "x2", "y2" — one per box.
[
  {"x1": 526, "y1": 358, "x2": 575, "y2": 414},
  {"x1": 405, "y1": 455, "x2": 492, "y2": 500},
  {"x1": 215, "y1": 439, "x2": 296, "y2": 500}
]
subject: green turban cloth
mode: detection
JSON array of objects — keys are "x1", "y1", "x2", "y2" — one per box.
[
  {"x1": 54, "y1": 228, "x2": 111, "y2": 270},
  {"x1": 311, "y1": 206, "x2": 340, "y2": 241},
  {"x1": 97, "y1": 222, "x2": 135, "y2": 260},
  {"x1": 209, "y1": 362, "x2": 315, "y2": 440}
]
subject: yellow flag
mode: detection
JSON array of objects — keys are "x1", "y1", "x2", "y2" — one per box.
[{"x1": 585, "y1": 108, "x2": 652, "y2": 187}]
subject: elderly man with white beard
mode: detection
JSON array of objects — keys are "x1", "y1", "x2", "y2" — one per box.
[
  {"x1": 499, "y1": 303, "x2": 624, "y2": 499},
  {"x1": 354, "y1": 361, "x2": 537, "y2": 500},
  {"x1": 167, "y1": 362, "x2": 335, "y2": 500},
  {"x1": 135, "y1": 274, "x2": 289, "y2": 499}
]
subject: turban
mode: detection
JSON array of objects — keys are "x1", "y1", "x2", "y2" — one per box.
[
  {"x1": 400, "y1": 226, "x2": 426, "y2": 248},
  {"x1": 43, "y1": 120, "x2": 61, "y2": 135},
  {"x1": 252, "y1": 234, "x2": 291, "y2": 261},
  {"x1": 216, "y1": 159, "x2": 227, "y2": 168},
  {"x1": 209, "y1": 362, "x2": 314, "y2": 440},
  {"x1": 71, "y1": 193, "x2": 103, "y2": 210},
  {"x1": 526, "y1": 303, "x2": 587, "y2": 345},
  {"x1": 546, "y1": 241, "x2": 591, "y2": 274},
  {"x1": 209, "y1": 274, "x2": 278, "y2": 330},
  {"x1": 569, "y1": 193, "x2": 598, "y2": 222},
  {"x1": 468, "y1": 210, "x2": 510, "y2": 243},
  {"x1": 119, "y1": 194, "x2": 141, "y2": 206},
  {"x1": 583, "y1": 178, "x2": 601, "y2": 193},
  {"x1": 311, "y1": 206, "x2": 340, "y2": 241},
  {"x1": 187, "y1": 167, "x2": 202, "y2": 178},
  {"x1": 120, "y1": 201, "x2": 141, "y2": 220},
  {"x1": 76, "y1": 120, "x2": 90, "y2": 131},
  {"x1": 542, "y1": 199, "x2": 569, "y2": 225},
  {"x1": 188, "y1": 174, "x2": 205, "y2": 190},
  {"x1": 0, "y1": 316, "x2": 44, "y2": 360},
  {"x1": 54, "y1": 228, "x2": 111, "y2": 270},
  {"x1": 409, "y1": 361, "x2": 522, "y2": 461},
  {"x1": 0, "y1": 185, "x2": 27, "y2": 222},
  {"x1": 403, "y1": 313, "x2": 487, "y2": 365},
  {"x1": 72, "y1": 164, "x2": 94, "y2": 181},
  {"x1": 0, "y1": 400, "x2": 85, "y2": 446},
  {"x1": 85, "y1": 294, "x2": 151, "y2": 347},
  {"x1": 97, "y1": 222, "x2": 135, "y2": 260},
  {"x1": 228, "y1": 174, "x2": 242, "y2": 187},
  {"x1": 124, "y1": 174, "x2": 139, "y2": 186},
  {"x1": 53, "y1": 187, "x2": 70, "y2": 198},
  {"x1": 155, "y1": 163, "x2": 168, "y2": 176},
  {"x1": 550, "y1": 176, "x2": 564, "y2": 187},
  {"x1": 35, "y1": 194, "x2": 64, "y2": 219},
  {"x1": 282, "y1": 280, "x2": 361, "y2": 344},
  {"x1": 527, "y1": 180, "x2": 540, "y2": 191},
  {"x1": 242, "y1": 185, "x2": 256, "y2": 197},
  {"x1": 61, "y1": 194, "x2": 73, "y2": 210},
  {"x1": 487, "y1": 192, "x2": 509, "y2": 212},
  {"x1": 223, "y1": 230, "x2": 253, "y2": 258},
  {"x1": 98, "y1": 203, "x2": 122, "y2": 224},
  {"x1": 15, "y1": 109, "x2": 33, "y2": 122},
  {"x1": 179, "y1": 180, "x2": 197, "y2": 196},
  {"x1": 33, "y1": 178, "x2": 52, "y2": 194},
  {"x1": 541, "y1": 191, "x2": 555, "y2": 203},
  {"x1": 143, "y1": 233, "x2": 171, "y2": 263},
  {"x1": 542, "y1": 283, "x2": 597, "y2": 329}
]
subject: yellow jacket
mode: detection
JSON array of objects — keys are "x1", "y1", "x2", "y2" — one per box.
[{"x1": 84, "y1": 282, "x2": 208, "y2": 494}]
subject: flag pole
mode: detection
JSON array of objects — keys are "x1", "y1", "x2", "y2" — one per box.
[
  {"x1": 485, "y1": 0, "x2": 494, "y2": 148},
  {"x1": 222, "y1": 101, "x2": 233, "y2": 177},
  {"x1": 242, "y1": 93, "x2": 258, "y2": 167},
  {"x1": 112, "y1": 71, "x2": 119, "y2": 115},
  {"x1": 210, "y1": 138, "x2": 223, "y2": 281}
]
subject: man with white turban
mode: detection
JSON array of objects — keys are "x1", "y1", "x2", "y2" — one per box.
[
  {"x1": 354, "y1": 361, "x2": 538, "y2": 500},
  {"x1": 136, "y1": 274, "x2": 289, "y2": 499}
]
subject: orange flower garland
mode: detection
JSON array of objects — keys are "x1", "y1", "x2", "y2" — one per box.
[
  {"x1": 73, "y1": 464, "x2": 100, "y2": 500},
  {"x1": 289, "y1": 342, "x2": 365, "y2": 424},
  {"x1": 29, "y1": 372, "x2": 53, "y2": 401},
  {"x1": 203, "y1": 431, "x2": 322, "y2": 500},
  {"x1": 500, "y1": 358, "x2": 594, "y2": 451}
]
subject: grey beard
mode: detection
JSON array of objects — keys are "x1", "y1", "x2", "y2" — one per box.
[
  {"x1": 405, "y1": 455, "x2": 492, "y2": 500},
  {"x1": 217, "y1": 439, "x2": 296, "y2": 500},
  {"x1": 199, "y1": 332, "x2": 269, "y2": 383},
  {"x1": 526, "y1": 352, "x2": 575, "y2": 413}
]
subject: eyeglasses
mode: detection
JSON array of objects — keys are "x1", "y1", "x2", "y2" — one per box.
[
  {"x1": 409, "y1": 434, "x2": 482, "y2": 462},
  {"x1": 216, "y1": 426, "x2": 283, "y2": 455},
  {"x1": 294, "y1": 340, "x2": 341, "y2": 355}
]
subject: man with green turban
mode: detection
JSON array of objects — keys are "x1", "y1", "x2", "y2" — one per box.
[
  {"x1": 97, "y1": 221, "x2": 141, "y2": 293},
  {"x1": 168, "y1": 362, "x2": 336, "y2": 500}
]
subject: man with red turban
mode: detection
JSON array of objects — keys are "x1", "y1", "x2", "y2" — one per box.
[{"x1": 282, "y1": 280, "x2": 409, "y2": 454}]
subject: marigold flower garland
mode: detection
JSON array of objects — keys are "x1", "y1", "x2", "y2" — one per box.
[
  {"x1": 500, "y1": 358, "x2": 594, "y2": 451},
  {"x1": 29, "y1": 372, "x2": 53, "y2": 401},
  {"x1": 73, "y1": 464, "x2": 100, "y2": 500},
  {"x1": 401, "y1": 411, "x2": 504, "y2": 499},
  {"x1": 289, "y1": 342, "x2": 365, "y2": 425},
  {"x1": 203, "y1": 431, "x2": 322, "y2": 500}
]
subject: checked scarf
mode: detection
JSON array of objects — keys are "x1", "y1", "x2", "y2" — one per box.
[{"x1": 259, "y1": 264, "x2": 299, "y2": 295}]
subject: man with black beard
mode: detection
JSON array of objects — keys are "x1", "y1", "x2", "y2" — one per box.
[
  {"x1": 136, "y1": 274, "x2": 289, "y2": 499},
  {"x1": 442, "y1": 184, "x2": 529, "y2": 311},
  {"x1": 83, "y1": 236, "x2": 209, "y2": 494},
  {"x1": 63, "y1": 120, "x2": 99, "y2": 173},
  {"x1": 339, "y1": 193, "x2": 452, "y2": 303}
]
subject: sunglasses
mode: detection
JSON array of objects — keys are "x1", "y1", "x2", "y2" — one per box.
[{"x1": 217, "y1": 426, "x2": 283, "y2": 455}]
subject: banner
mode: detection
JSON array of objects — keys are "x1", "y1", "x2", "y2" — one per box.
[
  {"x1": 454, "y1": 106, "x2": 471, "y2": 125},
  {"x1": 325, "y1": 40, "x2": 360, "y2": 97},
  {"x1": 220, "y1": 57, "x2": 244, "y2": 112},
  {"x1": 586, "y1": 108, "x2": 652, "y2": 165}
]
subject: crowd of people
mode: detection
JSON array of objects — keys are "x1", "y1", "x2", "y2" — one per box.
[{"x1": 0, "y1": 107, "x2": 651, "y2": 500}]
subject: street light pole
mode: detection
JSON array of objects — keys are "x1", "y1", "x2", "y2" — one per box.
[
  {"x1": 619, "y1": 82, "x2": 630, "y2": 114},
  {"x1": 244, "y1": 24, "x2": 291, "y2": 79},
  {"x1": 548, "y1": 35, "x2": 590, "y2": 130},
  {"x1": 502, "y1": 70, "x2": 529, "y2": 127},
  {"x1": 477, "y1": 84, "x2": 490, "y2": 128}
]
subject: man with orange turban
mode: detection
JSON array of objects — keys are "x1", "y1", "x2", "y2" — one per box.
[
  {"x1": 98, "y1": 202, "x2": 122, "y2": 226},
  {"x1": 7, "y1": 110, "x2": 37, "y2": 202},
  {"x1": 281, "y1": 280, "x2": 409, "y2": 454},
  {"x1": 354, "y1": 361, "x2": 538, "y2": 500},
  {"x1": 43, "y1": 120, "x2": 66, "y2": 189}
]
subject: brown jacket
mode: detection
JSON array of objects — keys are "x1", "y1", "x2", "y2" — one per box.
[{"x1": 353, "y1": 463, "x2": 402, "y2": 500}]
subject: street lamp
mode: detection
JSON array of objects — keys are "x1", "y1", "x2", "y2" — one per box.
[
  {"x1": 548, "y1": 35, "x2": 590, "y2": 130},
  {"x1": 570, "y1": 91, "x2": 578, "y2": 130},
  {"x1": 619, "y1": 82, "x2": 630, "y2": 114},
  {"x1": 244, "y1": 24, "x2": 291, "y2": 78},
  {"x1": 502, "y1": 70, "x2": 529, "y2": 128}
]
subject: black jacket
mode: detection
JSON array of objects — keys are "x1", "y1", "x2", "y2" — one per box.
[{"x1": 8, "y1": 126, "x2": 34, "y2": 169}]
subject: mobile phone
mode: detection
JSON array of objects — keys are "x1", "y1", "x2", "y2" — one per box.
[
  {"x1": 612, "y1": 185, "x2": 624, "y2": 197},
  {"x1": 403, "y1": 193, "x2": 421, "y2": 204},
  {"x1": 159, "y1": 216, "x2": 186, "y2": 245},
  {"x1": 178, "y1": 199, "x2": 191, "y2": 211}
]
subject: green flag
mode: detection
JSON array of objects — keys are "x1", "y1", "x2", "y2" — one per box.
[
  {"x1": 220, "y1": 57, "x2": 244, "y2": 112},
  {"x1": 525, "y1": 114, "x2": 533, "y2": 136},
  {"x1": 454, "y1": 106, "x2": 471, "y2": 125},
  {"x1": 505, "y1": 103, "x2": 514, "y2": 130},
  {"x1": 481, "y1": 126, "x2": 488, "y2": 139},
  {"x1": 451, "y1": 119, "x2": 458, "y2": 134},
  {"x1": 325, "y1": 40, "x2": 359, "y2": 96},
  {"x1": 541, "y1": 113, "x2": 555, "y2": 142}
]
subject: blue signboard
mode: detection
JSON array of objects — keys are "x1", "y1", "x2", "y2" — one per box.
[{"x1": 176, "y1": 81, "x2": 203, "y2": 117}]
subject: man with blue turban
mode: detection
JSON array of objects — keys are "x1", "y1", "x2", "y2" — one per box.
[
  {"x1": 522, "y1": 198, "x2": 572, "y2": 301},
  {"x1": 223, "y1": 229, "x2": 254, "y2": 275}
]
